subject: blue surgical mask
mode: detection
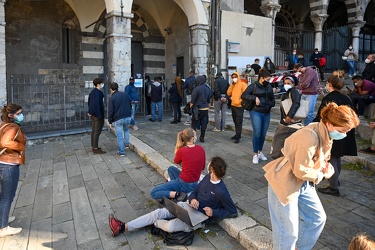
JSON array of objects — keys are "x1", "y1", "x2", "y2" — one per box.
[
  {"x1": 329, "y1": 130, "x2": 347, "y2": 140},
  {"x1": 15, "y1": 113, "x2": 24, "y2": 125}
]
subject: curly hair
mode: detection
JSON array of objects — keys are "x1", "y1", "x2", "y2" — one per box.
[{"x1": 208, "y1": 156, "x2": 227, "y2": 179}]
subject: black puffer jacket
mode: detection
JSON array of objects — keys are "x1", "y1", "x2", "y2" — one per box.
[
  {"x1": 241, "y1": 81, "x2": 275, "y2": 113},
  {"x1": 280, "y1": 87, "x2": 301, "y2": 125}
]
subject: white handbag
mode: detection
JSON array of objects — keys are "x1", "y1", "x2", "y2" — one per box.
[
  {"x1": 281, "y1": 95, "x2": 309, "y2": 119},
  {"x1": 342, "y1": 56, "x2": 348, "y2": 61}
]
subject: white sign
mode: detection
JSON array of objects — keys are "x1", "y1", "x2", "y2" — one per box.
[{"x1": 134, "y1": 79, "x2": 143, "y2": 88}]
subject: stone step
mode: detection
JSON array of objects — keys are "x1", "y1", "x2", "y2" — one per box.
[{"x1": 204, "y1": 106, "x2": 375, "y2": 172}]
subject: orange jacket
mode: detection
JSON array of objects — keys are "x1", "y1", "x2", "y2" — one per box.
[
  {"x1": 0, "y1": 122, "x2": 26, "y2": 165},
  {"x1": 226, "y1": 72, "x2": 248, "y2": 107}
]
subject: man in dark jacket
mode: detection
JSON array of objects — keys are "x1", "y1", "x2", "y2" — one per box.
[
  {"x1": 125, "y1": 77, "x2": 140, "y2": 130},
  {"x1": 190, "y1": 75, "x2": 211, "y2": 142},
  {"x1": 286, "y1": 49, "x2": 298, "y2": 70},
  {"x1": 149, "y1": 77, "x2": 163, "y2": 122},
  {"x1": 108, "y1": 82, "x2": 132, "y2": 156},
  {"x1": 309, "y1": 48, "x2": 325, "y2": 81},
  {"x1": 213, "y1": 73, "x2": 229, "y2": 132},
  {"x1": 88, "y1": 78, "x2": 106, "y2": 154},
  {"x1": 362, "y1": 54, "x2": 375, "y2": 83},
  {"x1": 183, "y1": 70, "x2": 196, "y2": 125},
  {"x1": 144, "y1": 76, "x2": 152, "y2": 116}
]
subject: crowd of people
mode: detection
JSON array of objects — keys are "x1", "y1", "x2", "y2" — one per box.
[{"x1": 1, "y1": 50, "x2": 374, "y2": 250}]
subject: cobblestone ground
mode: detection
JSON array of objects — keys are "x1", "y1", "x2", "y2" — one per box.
[{"x1": 0, "y1": 132, "x2": 244, "y2": 250}]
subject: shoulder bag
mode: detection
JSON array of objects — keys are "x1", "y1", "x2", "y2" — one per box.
[
  {"x1": 241, "y1": 85, "x2": 257, "y2": 111},
  {"x1": 281, "y1": 94, "x2": 309, "y2": 119}
]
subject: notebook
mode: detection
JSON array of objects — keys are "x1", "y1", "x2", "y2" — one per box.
[{"x1": 163, "y1": 197, "x2": 208, "y2": 227}]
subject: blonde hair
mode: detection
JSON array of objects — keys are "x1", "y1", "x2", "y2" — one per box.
[
  {"x1": 327, "y1": 70, "x2": 345, "y2": 90},
  {"x1": 349, "y1": 234, "x2": 375, "y2": 250},
  {"x1": 174, "y1": 128, "x2": 195, "y2": 154},
  {"x1": 320, "y1": 102, "x2": 359, "y2": 131}
]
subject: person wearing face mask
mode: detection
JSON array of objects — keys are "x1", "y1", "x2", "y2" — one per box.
[
  {"x1": 241, "y1": 69, "x2": 275, "y2": 164},
  {"x1": 297, "y1": 51, "x2": 307, "y2": 67},
  {"x1": 286, "y1": 49, "x2": 298, "y2": 70},
  {"x1": 309, "y1": 48, "x2": 325, "y2": 81},
  {"x1": 347, "y1": 75, "x2": 375, "y2": 118},
  {"x1": 226, "y1": 72, "x2": 248, "y2": 143},
  {"x1": 263, "y1": 57, "x2": 276, "y2": 74},
  {"x1": 264, "y1": 102, "x2": 359, "y2": 250},
  {"x1": 150, "y1": 128, "x2": 205, "y2": 202},
  {"x1": 125, "y1": 77, "x2": 140, "y2": 131},
  {"x1": 0, "y1": 103, "x2": 27, "y2": 237},
  {"x1": 244, "y1": 63, "x2": 255, "y2": 82},
  {"x1": 279, "y1": 75, "x2": 301, "y2": 125},
  {"x1": 88, "y1": 78, "x2": 106, "y2": 154},
  {"x1": 313, "y1": 71, "x2": 357, "y2": 196},
  {"x1": 362, "y1": 54, "x2": 375, "y2": 83},
  {"x1": 293, "y1": 63, "x2": 320, "y2": 125},
  {"x1": 344, "y1": 45, "x2": 357, "y2": 77}
]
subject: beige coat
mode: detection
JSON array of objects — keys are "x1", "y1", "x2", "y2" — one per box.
[{"x1": 264, "y1": 122, "x2": 333, "y2": 206}]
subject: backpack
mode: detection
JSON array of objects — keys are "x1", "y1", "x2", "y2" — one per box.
[
  {"x1": 270, "y1": 123, "x2": 304, "y2": 159},
  {"x1": 319, "y1": 56, "x2": 326, "y2": 67},
  {"x1": 151, "y1": 225, "x2": 194, "y2": 246}
]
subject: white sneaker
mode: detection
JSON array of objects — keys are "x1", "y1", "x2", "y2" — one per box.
[
  {"x1": 212, "y1": 127, "x2": 221, "y2": 132},
  {"x1": 184, "y1": 121, "x2": 190, "y2": 126},
  {"x1": 0, "y1": 226, "x2": 22, "y2": 238},
  {"x1": 259, "y1": 152, "x2": 268, "y2": 161},
  {"x1": 252, "y1": 155, "x2": 259, "y2": 164},
  {"x1": 8, "y1": 216, "x2": 15, "y2": 223},
  {"x1": 132, "y1": 125, "x2": 139, "y2": 130},
  {"x1": 348, "y1": 75, "x2": 352, "y2": 78}
]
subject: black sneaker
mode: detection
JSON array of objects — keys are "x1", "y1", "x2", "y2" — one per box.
[
  {"x1": 175, "y1": 192, "x2": 187, "y2": 202},
  {"x1": 359, "y1": 147, "x2": 375, "y2": 155},
  {"x1": 318, "y1": 186, "x2": 340, "y2": 196},
  {"x1": 199, "y1": 137, "x2": 204, "y2": 143},
  {"x1": 234, "y1": 138, "x2": 240, "y2": 143},
  {"x1": 149, "y1": 118, "x2": 155, "y2": 122},
  {"x1": 231, "y1": 135, "x2": 238, "y2": 140},
  {"x1": 170, "y1": 121, "x2": 178, "y2": 124}
]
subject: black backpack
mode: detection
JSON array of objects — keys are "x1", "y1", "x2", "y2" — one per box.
[{"x1": 151, "y1": 225, "x2": 194, "y2": 246}]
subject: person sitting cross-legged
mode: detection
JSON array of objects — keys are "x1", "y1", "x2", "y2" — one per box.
[{"x1": 108, "y1": 157, "x2": 238, "y2": 236}]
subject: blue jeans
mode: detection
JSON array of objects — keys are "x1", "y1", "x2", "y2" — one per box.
[
  {"x1": 214, "y1": 99, "x2": 227, "y2": 130},
  {"x1": 0, "y1": 164, "x2": 20, "y2": 228},
  {"x1": 301, "y1": 94, "x2": 317, "y2": 126},
  {"x1": 268, "y1": 182, "x2": 326, "y2": 250},
  {"x1": 151, "y1": 101, "x2": 163, "y2": 121},
  {"x1": 114, "y1": 117, "x2": 131, "y2": 155},
  {"x1": 347, "y1": 60, "x2": 355, "y2": 76},
  {"x1": 250, "y1": 111, "x2": 271, "y2": 153},
  {"x1": 130, "y1": 102, "x2": 138, "y2": 126},
  {"x1": 150, "y1": 166, "x2": 198, "y2": 199}
]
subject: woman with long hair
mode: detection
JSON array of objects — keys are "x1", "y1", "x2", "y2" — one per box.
[
  {"x1": 264, "y1": 102, "x2": 360, "y2": 250},
  {"x1": 0, "y1": 103, "x2": 26, "y2": 237},
  {"x1": 150, "y1": 128, "x2": 205, "y2": 201},
  {"x1": 314, "y1": 70, "x2": 357, "y2": 196},
  {"x1": 169, "y1": 76, "x2": 183, "y2": 124},
  {"x1": 241, "y1": 69, "x2": 275, "y2": 164}
]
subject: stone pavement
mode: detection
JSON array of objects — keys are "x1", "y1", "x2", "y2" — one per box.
[
  {"x1": 0, "y1": 131, "x2": 245, "y2": 250},
  {"x1": 126, "y1": 108, "x2": 375, "y2": 250}
]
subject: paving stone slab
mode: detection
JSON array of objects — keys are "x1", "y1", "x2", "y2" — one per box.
[
  {"x1": 52, "y1": 201, "x2": 72, "y2": 225},
  {"x1": 15, "y1": 182, "x2": 37, "y2": 208},
  {"x1": 218, "y1": 215, "x2": 257, "y2": 239},
  {"x1": 65, "y1": 154, "x2": 82, "y2": 177},
  {"x1": 28, "y1": 218, "x2": 52, "y2": 250},
  {"x1": 239, "y1": 226, "x2": 272, "y2": 250},
  {"x1": 32, "y1": 187, "x2": 53, "y2": 221},
  {"x1": 52, "y1": 220, "x2": 77, "y2": 250},
  {"x1": 70, "y1": 187, "x2": 99, "y2": 245},
  {"x1": 53, "y1": 169, "x2": 70, "y2": 205}
]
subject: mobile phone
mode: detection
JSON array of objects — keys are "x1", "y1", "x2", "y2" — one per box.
[{"x1": 346, "y1": 86, "x2": 351, "y2": 91}]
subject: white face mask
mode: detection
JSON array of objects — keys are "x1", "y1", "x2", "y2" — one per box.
[
  {"x1": 315, "y1": 52, "x2": 318, "y2": 54},
  {"x1": 292, "y1": 52, "x2": 296, "y2": 55},
  {"x1": 349, "y1": 46, "x2": 353, "y2": 50},
  {"x1": 365, "y1": 59, "x2": 371, "y2": 64},
  {"x1": 100, "y1": 84, "x2": 104, "y2": 89},
  {"x1": 232, "y1": 78, "x2": 238, "y2": 83},
  {"x1": 284, "y1": 84, "x2": 292, "y2": 91}
]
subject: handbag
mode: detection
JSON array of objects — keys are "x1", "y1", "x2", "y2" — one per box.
[
  {"x1": 241, "y1": 85, "x2": 257, "y2": 111},
  {"x1": 183, "y1": 103, "x2": 191, "y2": 115},
  {"x1": 281, "y1": 94, "x2": 309, "y2": 119},
  {"x1": 342, "y1": 56, "x2": 348, "y2": 61}
]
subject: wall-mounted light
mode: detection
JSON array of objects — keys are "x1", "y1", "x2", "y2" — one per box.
[{"x1": 164, "y1": 27, "x2": 172, "y2": 35}]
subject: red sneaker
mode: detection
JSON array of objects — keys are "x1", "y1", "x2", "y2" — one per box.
[{"x1": 109, "y1": 213, "x2": 125, "y2": 237}]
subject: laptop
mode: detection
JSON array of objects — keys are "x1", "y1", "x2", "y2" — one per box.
[{"x1": 163, "y1": 197, "x2": 208, "y2": 227}]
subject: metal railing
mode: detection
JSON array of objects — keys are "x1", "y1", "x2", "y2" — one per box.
[{"x1": 7, "y1": 75, "x2": 91, "y2": 133}]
